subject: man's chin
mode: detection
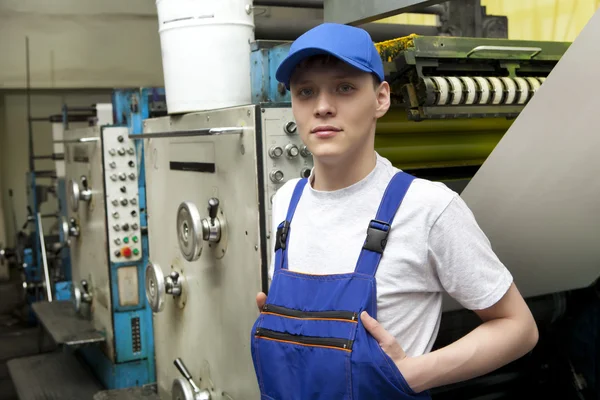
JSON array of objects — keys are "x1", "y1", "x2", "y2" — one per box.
[{"x1": 310, "y1": 146, "x2": 348, "y2": 164}]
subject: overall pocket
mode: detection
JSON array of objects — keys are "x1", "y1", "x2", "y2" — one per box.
[{"x1": 252, "y1": 305, "x2": 358, "y2": 400}]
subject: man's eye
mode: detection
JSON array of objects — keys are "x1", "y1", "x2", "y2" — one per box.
[
  {"x1": 298, "y1": 88, "x2": 313, "y2": 96},
  {"x1": 338, "y1": 84, "x2": 354, "y2": 93}
]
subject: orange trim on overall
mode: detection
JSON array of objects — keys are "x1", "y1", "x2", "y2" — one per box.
[
  {"x1": 255, "y1": 335, "x2": 352, "y2": 352},
  {"x1": 261, "y1": 311, "x2": 358, "y2": 324}
]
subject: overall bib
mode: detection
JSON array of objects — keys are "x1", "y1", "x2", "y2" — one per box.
[{"x1": 251, "y1": 172, "x2": 431, "y2": 400}]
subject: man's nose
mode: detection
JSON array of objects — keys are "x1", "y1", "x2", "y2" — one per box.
[{"x1": 314, "y1": 93, "x2": 336, "y2": 117}]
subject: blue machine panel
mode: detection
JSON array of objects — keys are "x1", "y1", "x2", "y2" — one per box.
[
  {"x1": 251, "y1": 42, "x2": 292, "y2": 104},
  {"x1": 80, "y1": 88, "x2": 166, "y2": 388}
]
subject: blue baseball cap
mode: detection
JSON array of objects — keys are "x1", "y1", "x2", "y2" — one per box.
[{"x1": 275, "y1": 23, "x2": 385, "y2": 89}]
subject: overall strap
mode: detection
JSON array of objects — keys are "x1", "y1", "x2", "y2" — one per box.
[
  {"x1": 354, "y1": 172, "x2": 415, "y2": 276},
  {"x1": 274, "y1": 179, "x2": 309, "y2": 272}
]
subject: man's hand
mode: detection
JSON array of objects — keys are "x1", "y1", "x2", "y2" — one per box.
[
  {"x1": 361, "y1": 311, "x2": 416, "y2": 389},
  {"x1": 256, "y1": 292, "x2": 267, "y2": 311}
]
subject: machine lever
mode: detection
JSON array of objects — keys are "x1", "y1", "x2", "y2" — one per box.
[
  {"x1": 53, "y1": 137, "x2": 100, "y2": 144},
  {"x1": 37, "y1": 212, "x2": 53, "y2": 302},
  {"x1": 132, "y1": 127, "x2": 245, "y2": 140},
  {"x1": 466, "y1": 45, "x2": 542, "y2": 59},
  {"x1": 208, "y1": 198, "x2": 219, "y2": 225},
  {"x1": 174, "y1": 358, "x2": 203, "y2": 394}
]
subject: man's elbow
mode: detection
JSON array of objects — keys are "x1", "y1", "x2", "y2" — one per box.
[
  {"x1": 518, "y1": 315, "x2": 539, "y2": 356},
  {"x1": 526, "y1": 319, "x2": 540, "y2": 352}
]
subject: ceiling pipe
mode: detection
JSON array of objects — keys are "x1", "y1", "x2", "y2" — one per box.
[
  {"x1": 254, "y1": 18, "x2": 439, "y2": 41},
  {"x1": 253, "y1": 0, "x2": 446, "y2": 15}
]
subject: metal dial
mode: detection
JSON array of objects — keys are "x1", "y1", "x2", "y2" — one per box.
[
  {"x1": 176, "y1": 202, "x2": 203, "y2": 262},
  {"x1": 73, "y1": 285, "x2": 82, "y2": 313},
  {"x1": 145, "y1": 261, "x2": 166, "y2": 313},
  {"x1": 172, "y1": 377, "x2": 195, "y2": 400},
  {"x1": 68, "y1": 179, "x2": 81, "y2": 212},
  {"x1": 60, "y1": 216, "x2": 70, "y2": 248}
]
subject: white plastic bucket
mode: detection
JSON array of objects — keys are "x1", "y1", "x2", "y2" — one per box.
[{"x1": 156, "y1": 0, "x2": 255, "y2": 114}]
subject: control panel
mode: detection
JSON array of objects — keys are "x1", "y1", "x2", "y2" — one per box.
[
  {"x1": 261, "y1": 107, "x2": 314, "y2": 258},
  {"x1": 102, "y1": 127, "x2": 143, "y2": 263},
  {"x1": 262, "y1": 107, "x2": 313, "y2": 210}
]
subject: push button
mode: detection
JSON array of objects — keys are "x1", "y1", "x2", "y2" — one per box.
[{"x1": 121, "y1": 247, "x2": 132, "y2": 258}]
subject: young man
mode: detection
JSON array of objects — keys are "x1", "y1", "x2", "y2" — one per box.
[{"x1": 251, "y1": 23, "x2": 538, "y2": 399}]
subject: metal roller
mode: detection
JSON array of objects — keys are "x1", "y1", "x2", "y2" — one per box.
[
  {"x1": 513, "y1": 77, "x2": 530, "y2": 104},
  {"x1": 459, "y1": 77, "x2": 478, "y2": 105},
  {"x1": 474, "y1": 77, "x2": 491, "y2": 104},
  {"x1": 446, "y1": 76, "x2": 464, "y2": 105},
  {"x1": 500, "y1": 77, "x2": 517, "y2": 105},
  {"x1": 487, "y1": 77, "x2": 504, "y2": 105},
  {"x1": 431, "y1": 77, "x2": 450, "y2": 105},
  {"x1": 525, "y1": 77, "x2": 542, "y2": 96},
  {"x1": 422, "y1": 77, "x2": 438, "y2": 106}
]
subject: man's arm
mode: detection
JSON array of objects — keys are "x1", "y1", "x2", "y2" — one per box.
[
  {"x1": 408, "y1": 282, "x2": 536, "y2": 392},
  {"x1": 362, "y1": 192, "x2": 539, "y2": 393},
  {"x1": 362, "y1": 282, "x2": 538, "y2": 392}
]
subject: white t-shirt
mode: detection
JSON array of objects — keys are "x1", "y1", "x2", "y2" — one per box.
[{"x1": 268, "y1": 153, "x2": 513, "y2": 357}]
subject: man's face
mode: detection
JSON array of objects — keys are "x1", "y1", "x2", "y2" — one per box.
[{"x1": 289, "y1": 59, "x2": 390, "y2": 164}]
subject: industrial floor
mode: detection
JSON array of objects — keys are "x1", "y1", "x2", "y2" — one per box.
[{"x1": 0, "y1": 270, "x2": 56, "y2": 400}]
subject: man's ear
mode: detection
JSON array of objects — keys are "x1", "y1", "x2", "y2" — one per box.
[{"x1": 375, "y1": 81, "x2": 391, "y2": 118}]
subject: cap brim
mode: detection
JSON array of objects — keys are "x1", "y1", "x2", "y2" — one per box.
[{"x1": 275, "y1": 47, "x2": 374, "y2": 89}]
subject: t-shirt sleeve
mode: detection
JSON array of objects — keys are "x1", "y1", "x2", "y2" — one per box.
[{"x1": 428, "y1": 194, "x2": 513, "y2": 310}]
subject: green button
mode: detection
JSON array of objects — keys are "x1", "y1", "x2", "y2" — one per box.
[
  {"x1": 133, "y1": 248, "x2": 139, "y2": 256},
  {"x1": 123, "y1": 237, "x2": 129, "y2": 244},
  {"x1": 132, "y1": 236, "x2": 138, "y2": 243}
]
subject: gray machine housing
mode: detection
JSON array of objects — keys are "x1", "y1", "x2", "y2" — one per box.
[{"x1": 143, "y1": 104, "x2": 312, "y2": 399}]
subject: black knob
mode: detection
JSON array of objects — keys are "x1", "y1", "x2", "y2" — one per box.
[
  {"x1": 174, "y1": 358, "x2": 192, "y2": 381},
  {"x1": 128, "y1": 161, "x2": 135, "y2": 168},
  {"x1": 120, "y1": 186, "x2": 126, "y2": 193},
  {"x1": 118, "y1": 135, "x2": 124, "y2": 142},
  {"x1": 122, "y1": 223, "x2": 130, "y2": 231},
  {"x1": 208, "y1": 198, "x2": 219, "y2": 223}
]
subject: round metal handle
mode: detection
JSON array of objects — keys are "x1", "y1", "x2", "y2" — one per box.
[
  {"x1": 145, "y1": 261, "x2": 166, "y2": 313},
  {"x1": 68, "y1": 179, "x2": 80, "y2": 212},
  {"x1": 59, "y1": 216, "x2": 70, "y2": 248},
  {"x1": 176, "y1": 202, "x2": 203, "y2": 262}
]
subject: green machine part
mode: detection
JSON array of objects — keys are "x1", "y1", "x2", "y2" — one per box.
[
  {"x1": 376, "y1": 35, "x2": 571, "y2": 121},
  {"x1": 375, "y1": 107, "x2": 513, "y2": 173}
]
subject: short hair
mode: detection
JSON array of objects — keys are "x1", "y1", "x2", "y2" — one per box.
[{"x1": 291, "y1": 54, "x2": 382, "y2": 89}]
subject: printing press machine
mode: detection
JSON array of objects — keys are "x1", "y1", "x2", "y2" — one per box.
[
  {"x1": 5, "y1": 2, "x2": 600, "y2": 399},
  {"x1": 6, "y1": 91, "x2": 167, "y2": 400},
  {"x1": 138, "y1": 11, "x2": 598, "y2": 400}
]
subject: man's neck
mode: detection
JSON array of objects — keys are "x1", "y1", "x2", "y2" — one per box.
[{"x1": 311, "y1": 148, "x2": 377, "y2": 192}]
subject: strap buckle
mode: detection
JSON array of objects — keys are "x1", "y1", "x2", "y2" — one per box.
[
  {"x1": 362, "y1": 220, "x2": 390, "y2": 254},
  {"x1": 275, "y1": 221, "x2": 290, "y2": 251}
]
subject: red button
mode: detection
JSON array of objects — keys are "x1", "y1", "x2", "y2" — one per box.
[{"x1": 121, "y1": 247, "x2": 132, "y2": 258}]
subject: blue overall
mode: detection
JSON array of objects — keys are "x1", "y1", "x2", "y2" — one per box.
[{"x1": 251, "y1": 172, "x2": 432, "y2": 399}]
